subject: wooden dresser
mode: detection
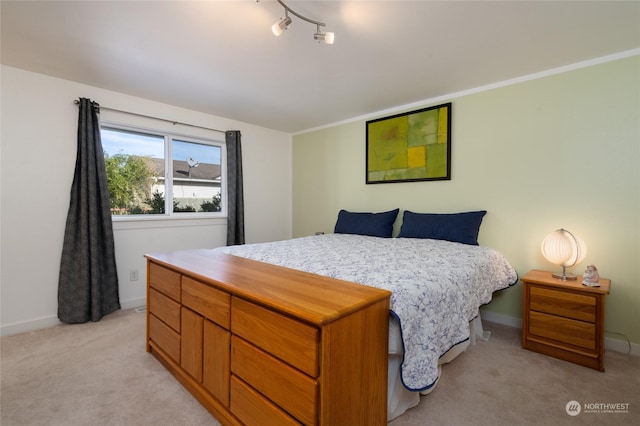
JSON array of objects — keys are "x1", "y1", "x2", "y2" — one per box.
[
  {"x1": 521, "y1": 269, "x2": 610, "y2": 371},
  {"x1": 145, "y1": 249, "x2": 391, "y2": 425}
]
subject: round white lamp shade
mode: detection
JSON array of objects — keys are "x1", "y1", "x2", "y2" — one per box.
[{"x1": 541, "y1": 228, "x2": 587, "y2": 280}]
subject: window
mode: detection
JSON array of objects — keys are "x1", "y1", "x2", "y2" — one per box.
[{"x1": 101, "y1": 125, "x2": 225, "y2": 218}]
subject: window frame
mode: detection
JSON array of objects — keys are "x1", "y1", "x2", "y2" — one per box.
[{"x1": 100, "y1": 121, "x2": 227, "y2": 222}]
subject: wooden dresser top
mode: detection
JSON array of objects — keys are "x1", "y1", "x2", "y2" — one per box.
[{"x1": 145, "y1": 249, "x2": 391, "y2": 326}]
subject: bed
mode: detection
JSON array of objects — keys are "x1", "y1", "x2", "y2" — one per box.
[
  {"x1": 146, "y1": 209, "x2": 517, "y2": 423},
  {"x1": 215, "y1": 229, "x2": 517, "y2": 420}
]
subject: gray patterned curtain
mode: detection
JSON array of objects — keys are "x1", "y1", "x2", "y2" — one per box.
[
  {"x1": 58, "y1": 98, "x2": 120, "y2": 323},
  {"x1": 226, "y1": 130, "x2": 245, "y2": 246}
]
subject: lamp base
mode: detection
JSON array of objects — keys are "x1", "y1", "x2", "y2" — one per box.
[{"x1": 551, "y1": 272, "x2": 579, "y2": 281}]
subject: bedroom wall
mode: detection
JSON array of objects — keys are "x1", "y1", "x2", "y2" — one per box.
[
  {"x1": 291, "y1": 55, "x2": 640, "y2": 349},
  {"x1": 0, "y1": 65, "x2": 292, "y2": 335}
]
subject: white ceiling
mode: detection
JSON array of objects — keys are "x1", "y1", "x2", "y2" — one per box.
[{"x1": 2, "y1": 1, "x2": 639, "y2": 133}]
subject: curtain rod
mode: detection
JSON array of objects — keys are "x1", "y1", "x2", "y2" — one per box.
[{"x1": 73, "y1": 99, "x2": 226, "y2": 134}]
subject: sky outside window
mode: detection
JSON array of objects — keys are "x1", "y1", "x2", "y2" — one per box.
[{"x1": 101, "y1": 128, "x2": 221, "y2": 165}]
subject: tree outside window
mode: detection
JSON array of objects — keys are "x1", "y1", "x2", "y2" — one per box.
[{"x1": 101, "y1": 126, "x2": 224, "y2": 217}]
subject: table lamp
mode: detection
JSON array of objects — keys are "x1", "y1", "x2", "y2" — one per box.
[{"x1": 541, "y1": 228, "x2": 587, "y2": 280}]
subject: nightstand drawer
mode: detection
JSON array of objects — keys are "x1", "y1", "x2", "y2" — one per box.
[
  {"x1": 530, "y1": 286, "x2": 596, "y2": 323},
  {"x1": 231, "y1": 336, "x2": 317, "y2": 425},
  {"x1": 529, "y1": 311, "x2": 596, "y2": 350}
]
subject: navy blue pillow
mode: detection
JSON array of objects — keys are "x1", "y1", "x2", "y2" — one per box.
[
  {"x1": 398, "y1": 210, "x2": 487, "y2": 245},
  {"x1": 334, "y1": 208, "x2": 399, "y2": 238}
]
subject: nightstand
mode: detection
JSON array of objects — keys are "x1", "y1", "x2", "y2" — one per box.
[{"x1": 521, "y1": 270, "x2": 610, "y2": 371}]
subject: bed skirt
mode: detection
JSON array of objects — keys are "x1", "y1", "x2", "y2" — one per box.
[{"x1": 387, "y1": 316, "x2": 487, "y2": 421}]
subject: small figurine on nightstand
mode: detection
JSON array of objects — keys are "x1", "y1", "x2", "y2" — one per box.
[{"x1": 582, "y1": 264, "x2": 600, "y2": 287}]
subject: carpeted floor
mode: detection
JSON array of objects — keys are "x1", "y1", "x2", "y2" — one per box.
[{"x1": 1, "y1": 308, "x2": 638, "y2": 425}]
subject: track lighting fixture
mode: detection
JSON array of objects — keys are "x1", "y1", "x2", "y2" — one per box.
[{"x1": 268, "y1": 0, "x2": 335, "y2": 44}]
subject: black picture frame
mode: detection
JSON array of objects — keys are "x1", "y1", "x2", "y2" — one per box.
[{"x1": 366, "y1": 102, "x2": 452, "y2": 184}]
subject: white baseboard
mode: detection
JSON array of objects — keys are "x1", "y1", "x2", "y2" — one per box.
[
  {"x1": 479, "y1": 310, "x2": 640, "y2": 356},
  {"x1": 480, "y1": 310, "x2": 522, "y2": 328},
  {"x1": 604, "y1": 334, "x2": 640, "y2": 356},
  {"x1": 121, "y1": 297, "x2": 146, "y2": 311},
  {"x1": 0, "y1": 315, "x2": 61, "y2": 337},
  {"x1": 0, "y1": 297, "x2": 146, "y2": 337}
]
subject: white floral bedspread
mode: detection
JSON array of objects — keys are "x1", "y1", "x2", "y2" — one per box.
[{"x1": 215, "y1": 234, "x2": 517, "y2": 390}]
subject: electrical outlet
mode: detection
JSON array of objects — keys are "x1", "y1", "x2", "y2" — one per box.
[{"x1": 129, "y1": 269, "x2": 139, "y2": 282}]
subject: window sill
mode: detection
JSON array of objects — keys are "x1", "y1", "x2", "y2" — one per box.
[{"x1": 112, "y1": 215, "x2": 227, "y2": 231}]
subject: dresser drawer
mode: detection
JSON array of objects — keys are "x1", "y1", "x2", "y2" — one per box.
[
  {"x1": 232, "y1": 336, "x2": 317, "y2": 425},
  {"x1": 149, "y1": 288, "x2": 181, "y2": 332},
  {"x1": 182, "y1": 276, "x2": 230, "y2": 329},
  {"x1": 149, "y1": 262, "x2": 181, "y2": 302},
  {"x1": 149, "y1": 313, "x2": 181, "y2": 363},
  {"x1": 232, "y1": 297, "x2": 318, "y2": 377},
  {"x1": 230, "y1": 376, "x2": 301, "y2": 426},
  {"x1": 529, "y1": 286, "x2": 596, "y2": 323},
  {"x1": 529, "y1": 311, "x2": 596, "y2": 350}
]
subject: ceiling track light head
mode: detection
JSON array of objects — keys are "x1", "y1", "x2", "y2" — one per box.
[
  {"x1": 314, "y1": 31, "x2": 335, "y2": 45},
  {"x1": 272, "y1": 15, "x2": 292, "y2": 37},
  {"x1": 268, "y1": 0, "x2": 335, "y2": 44}
]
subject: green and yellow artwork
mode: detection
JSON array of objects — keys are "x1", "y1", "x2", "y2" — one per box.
[{"x1": 366, "y1": 103, "x2": 451, "y2": 183}]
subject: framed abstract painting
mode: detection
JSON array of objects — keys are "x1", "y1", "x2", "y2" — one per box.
[{"x1": 366, "y1": 102, "x2": 451, "y2": 184}]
